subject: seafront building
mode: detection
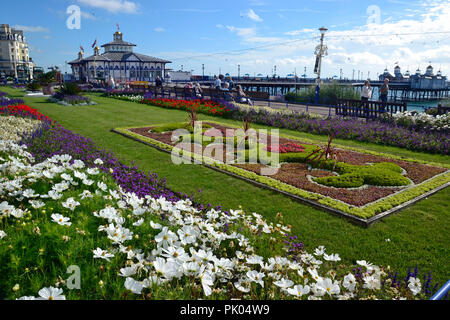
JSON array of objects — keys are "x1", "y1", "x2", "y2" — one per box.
[
  {"x1": 69, "y1": 28, "x2": 171, "y2": 84},
  {"x1": 379, "y1": 65, "x2": 447, "y2": 89},
  {"x1": 0, "y1": 24, "x2": 35, "y2": 80}
]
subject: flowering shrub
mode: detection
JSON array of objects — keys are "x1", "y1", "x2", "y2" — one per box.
[
  {"x1": 0, "y1": 104, "x2": 54, "y2": 124},
  {"x1": 141, "y1": 98, "x2": 233, "y2": 117},
  {"x1": 388, "y1": 111, "x2": 450, "y2": 133},
  {"x1": 0, "y1": 116, "x2": 42, "y2": 142},
  {"x1": 20, "y1": 125, "x2": 183, "y2": 203},
  {"x1": 0, "y1": 140, "x2": 439, "y2": 300},
  {"x1": 229, "y1": 109, "x2": 450, "y2": 155},
  {"x1": 266, "y1": 142, "x2": 306, "y2": 154}
]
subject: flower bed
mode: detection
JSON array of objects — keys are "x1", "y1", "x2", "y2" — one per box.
[
  {"x1": 118, "y1": 120, "x2": 449, "y2": 220},
  {"x1": 140, "y1": 98, "x2": 233, "y2": 117},
  {"x1": 106, "y1": 94, "x2": 449, "y2": 155},
  {"x1": 386, "y1": 111, "x2": 450, "y2": 133},
  {"x1": 0, "y1": 139, "x2": 438, "y2": 300}
]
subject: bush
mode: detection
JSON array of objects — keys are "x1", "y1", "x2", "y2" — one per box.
[
  {"x1": 58, "y1": 82, "x2": 81, "y2": 96},
  {"x1": 313, "y1": 162, "x2": 410, "y2": 188},
  {"x1": 285, "y1": 81, "x2": 360, "y2": 105},
  {"x1": 26, "y1": 82, "x2": 42, "y2": 92}
]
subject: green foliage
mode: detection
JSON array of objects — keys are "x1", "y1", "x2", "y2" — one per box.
[
  {"x1": 26, "y1": 82, "x2": 42, "y2": 92},
  {"x1": 151, "y1": 122, "x2": 212, "y2": 134},
  {"x1": 58, "y1": 83, "x2": 81, "y2": 96},
  {"x1": 37, "y1": 71, "x2": 57, "y2": 86},
  {"x1": 313, "y1": 162, "x2": 410, "y2": 188},
  {"x1": 285, "y1": 81, "x2": 360, "y2": 104}
]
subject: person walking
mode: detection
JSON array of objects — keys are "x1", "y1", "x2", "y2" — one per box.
[
  {"x1": 361, "y1": 80, "x2": 372, "y2": 101},
  {"x1": 379, "y1": 78, "x2": 389, "y2": 103}
]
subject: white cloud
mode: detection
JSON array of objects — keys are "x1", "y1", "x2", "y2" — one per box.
[
  {"x1": 243, "y1": 9, "x2": 263, "y2": 22},
  {"x1": 77, "y1": 0, "x2": 139, "y2": 14},
  {"x1": 12, "y1": 25, "x2": 49, "y2": 33},
  {"x1": 81, "y1": 11, "x2": 97, "y2": 20},
  {"x1": 154, "y1": 27, "x2": 165, "y2": 32},
  {"x1": 285, "y1": 28, "x2": 315, "y2": 36}
]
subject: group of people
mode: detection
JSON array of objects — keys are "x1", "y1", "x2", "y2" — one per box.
[
  {"x1": 213, "y1": 74, "x2": 253, "y2": 105},
  {"x1": 361, "y1": 78, "x2": 390, "y2": 103}
]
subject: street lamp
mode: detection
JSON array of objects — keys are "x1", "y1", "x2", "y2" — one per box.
[
  {"x1": 238, "y1": 64, "x2": 240, "y2": 80},
  {"x1": 314, "y1": 27, "x2": 328, "y2": 104}
]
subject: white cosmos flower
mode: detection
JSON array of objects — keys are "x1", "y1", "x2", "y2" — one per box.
[
  {"x1": 357, "y1": 260, "x2": 374, "y2": 271},
  {"x1": 0, "y1": 230, "x2": 6, "y2": 239},
  {"x1": 133, "y1": 218, "x2": 144, "y2": 227},
  {"x1": 155, "y1": 227, "x2": 178, "y2": 249},
  {"x1": 23, "y1": 189, "x2": 38, "y2": 198},
  {"x1": 308, "y1": 268, "x2": 323, "y2": 282},
  {"x1": 62, "y1": 197, "x2": 80, "y2": 212},
  {"x1": 124, "y1": 277, "x2": 144, "y2": 294},
  {"x1": 342, "y1": 273, "x2": 357, "y2": 292},
  {"x1": 93, "y1": 248, "x2": 114, "y2": 262},
  {"x1": 246, "y1": 270, "x2": 265, "y2": 288},
  {"x1": 408, "y1": 277, "x2": 422, "y2": 296},
  {"x1": 29, "y1": 200, "x2": 45, "y2": 209},
  {"x1": 316, "y1": 278, "x2": 340, "y2": 296},
  {"x1": 37, "y1": 286, "x2": 66, "y2": 300},
  {"x1": 0, "y1": 201, "x2": 14, "y2": 217},
  {"x1": 51, "y1": 214, "x2": 72, "y2": 226},
  {"x1": 153, "y1": 257, "x2": 180, "y2": 280},
  {"x1": 287, "y1": 284, "x2": 310, "y2": 298},
  {"x1": 97, "y1": 181, "x2": 108, "y2": 192},
  {"x1": 314, "y1": 246, "x2": 325, "y2": 256},
  {"x1": 80, "y1": 190, "x2": 93, "y2": 200},
  {"x1": 246, "y1": 255, "x2": 264, "y2": 265},
  {"x1": 324, "y1": 253, "x2": 341, "y2": 262},
  {"x1": 48, "y1": 190, "x2": 63, "y2": 200},
  {"x1": 119, "y1": 266, "x2": 138, "y2": 277},
  {"x1": 199, "y1": 271, "x2": 215, "y2": 297},
  {"x1": 234, "y1": 280, "x2": 251, "y2": 293},
  {"x1": 363, "y1": 275, "x2": 381, "y2": 290},
  {"x1": 94, "y1": 158, "x2": 104, "y2": 165},
  {"x1": 150, "y1": 221, "x2": 162, "y2": 230},
  {"x1": 82, "y1": 179, "x2": 94, "y2": 186},
  {"x1": 74, "y1": 171, "x2": 87, "y2": 180},
  {"x1": 72, "y1": 160, "x2": 85, "y2": 169},
  {"x1": 274, "y1": 278, "x2": 294, "y2": 289}
]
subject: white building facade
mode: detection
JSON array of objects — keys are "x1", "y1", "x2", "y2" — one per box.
[
  {"x1": 69, "y1": 29, "x2": 171, "y2": 84},
  {"x1": 0, "y1": 24, "x2": 35, "y2": 80}
]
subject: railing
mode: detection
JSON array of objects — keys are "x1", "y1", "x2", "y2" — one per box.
[{"x1": 430, "y1": 280, "x2": 450, "y2": 300}]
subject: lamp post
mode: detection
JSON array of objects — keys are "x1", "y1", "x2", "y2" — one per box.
[
  {"x1": 202, "y1": 64, "x2": 205, "y2": 79},
  {"x1": 314, "y1": 26, "x2": 328, "y2": 104},
  {"x1": 238, "y1": 64, "x2": 240, "y2": 80}
]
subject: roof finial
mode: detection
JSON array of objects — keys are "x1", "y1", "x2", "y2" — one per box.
[{"x1": 116, "y1": 23, "x2": 120, "y2": 32}]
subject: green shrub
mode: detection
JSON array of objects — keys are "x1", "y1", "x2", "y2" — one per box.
[
  {"x1": 285, "y1": 81, "x2": 360, "y2": 104},
  {"x1": 313, "y1": 162, "x2": 410, "y2": 188},
  {"x1": 58, "y1": 82, "x2": 81, "y2": 96},
  {"x1": 26, "y1": 82, "x2": 42, "y2": 91}
]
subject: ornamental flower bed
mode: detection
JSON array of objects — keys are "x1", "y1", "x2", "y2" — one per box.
[
  {"x1": 1, "y1": 104, "x2": 55, "y2": 124},
  {"x1": 229, "y1": 109, "x2": 450, "y2": 155},
  {"x1": 266, "y1": 142, "x2": 306, "y2": 154},
  {"x1": 140, "y1": 98, "x2": 233, "y2": 117},
  {"x1": 0, "y1": 139, "x2": 440, "y2": 300},
  {"x1": 120, "y1": 120, "x2": 449, "y2": 220}
]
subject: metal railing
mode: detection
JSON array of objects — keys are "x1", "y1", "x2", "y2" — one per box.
[{"x1": 430, "y1": 280, "x2": 450, "y2": 300}]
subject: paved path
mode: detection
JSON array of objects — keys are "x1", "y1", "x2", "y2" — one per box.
[{"x1": 252, "y1": 100, "x2": 336, "y2": 118}]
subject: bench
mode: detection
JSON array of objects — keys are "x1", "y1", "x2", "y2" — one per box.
[
  {"x1": 335, "y1": 99, "x2": 407, "y2": 119},
  {"x1": 244, "y1": 91, "x2": 270, "y2": 101}
]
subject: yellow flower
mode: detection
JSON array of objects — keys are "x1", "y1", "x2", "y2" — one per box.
[{"x1": 13, "y1": 284, "x2": 20, "y2": 292}]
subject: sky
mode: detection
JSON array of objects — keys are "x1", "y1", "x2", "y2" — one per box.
[{"x1": 1, "y1": 0, "x2": 449, "y2": 79}]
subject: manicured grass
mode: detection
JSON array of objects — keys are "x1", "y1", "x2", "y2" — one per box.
[{"x1": 4, "y1": 87, "x2": 450, "y2": 287}]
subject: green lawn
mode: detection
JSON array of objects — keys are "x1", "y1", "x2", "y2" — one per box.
[{"x1": 3, "y1": 86, "x2": 450, "y2": 287}]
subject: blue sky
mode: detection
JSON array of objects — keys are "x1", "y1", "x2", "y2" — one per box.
[{"x1": 1, "y1": 0, "x2": 449, "y2": 78}]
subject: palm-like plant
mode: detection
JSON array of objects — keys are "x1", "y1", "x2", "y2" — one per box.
[{"x1": 305, "y1": 133, "x2": 341, "y2": 171}]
